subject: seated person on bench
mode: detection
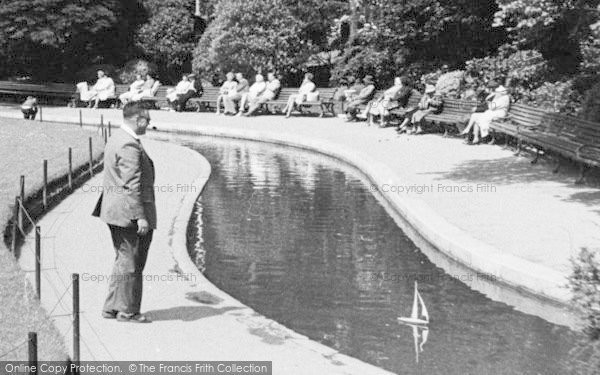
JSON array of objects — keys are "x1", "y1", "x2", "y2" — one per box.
[
  {"x1": 244, "y1": 72, "x2": 281, "y2": 116},
  {"x1": 366, "y1": 76, "x2": 411, "y2": 127},
  {"x1": 345, "y1": 75, "x2": 376, "y2": 121},
  {"x1": 175, "y1": 73, "x2": 203, "y2": 112},
  {"x1": 167, "y1": 74, "x2": 191, "y2": 110},
  {"x1": 460, "y1": 85, "x2": 510, "y2": 144},
  {"x1": 397, "y1": 84, "x2": 443, "y2": 134},
  {"x1": 283, "y1": 72, "x2": 316, "y2": 117},
  {"x1": 223, "y1": 73, "x2": 249, "y2": 115},
  {"x1": 131, "y1": 73, "x2": 157, "y2": 102},
  {"x1": 216, "y1": 72, "x2": 237, "y2": 114},
  {"x1": 21, "y1": 96, "x2": 38, "y2": 120},
  {"x1": 119, "y1": 74, "x2": 145, "y2": 106},
  {"x1": 80, "y1": 70, "x2": 115, "y2": 109},
  {"x1": 237, "y1": 74, "x2": 266, "y2": 116}
]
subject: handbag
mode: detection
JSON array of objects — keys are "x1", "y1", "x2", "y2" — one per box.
[{"x1": 306, "y1": 91, "x2": 320, "y2": 101}]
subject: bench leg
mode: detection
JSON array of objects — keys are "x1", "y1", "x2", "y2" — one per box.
[
  {"x1": 575, "y1": 164, "x2": 589, "y2": 185},
  {"x1": 531, "y1": 149, "x2": 540, "y2": 164},
  {"x1": 552, "y1": 158, "x2": 561, "y2": 174},
  {"x1": 513, "y1": 139, "x2": 522, "y2": 156},
  {"x1": 319, "y1": 104, "x2": 326, "y2": 117},
  {"x1": 502, "y1": 136, "x2": 510, "y2": 150}
]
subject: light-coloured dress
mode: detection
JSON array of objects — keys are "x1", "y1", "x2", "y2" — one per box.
[{"x1": 470, "y1": 94, "x2": 510, "y2": 137}]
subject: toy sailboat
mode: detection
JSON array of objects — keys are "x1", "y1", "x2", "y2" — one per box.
[
  {"x1": 398, "y1": 281, "x2": 429, "y2": 326},
  {"x1": 398, "y1": 281, "x2": 430, "y2": 363}
]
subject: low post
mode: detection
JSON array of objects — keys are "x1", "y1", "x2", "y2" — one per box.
[
  {"x1": 108, "y1": 121, "x2": 111, "y2": 137},
  {"x1": 28, "y1": 332, "x2": 38, "y2": 375},
  {"x1": 72, "y1": 273, "x2": 80, "y2": 366},
  {"x1": 100, "y1": 114, "x2": 104, "y2": 132},
  {"x1": 88, "y1": 137, "x2": 93, "y2": 178},
  {"x1": 103, "y1": 125, "x2": 107, "y2": 144},
  {"x1": 68, "y1": 148, "x2": 73, "y2": 190},
  {"x1": 38, "y1": 106, "x2": 43, "y2": 122},
  {"x1": 42, "y1": 160, "x2": 48, "y2": 210},
  {"x1": 19, "y1": 175, "x2": 24, "y2": 232},
  {"x1": 79, "y1": 109, "x2": 83, "y2": 127},
  {"x1": 35, "y1": 226, "x2": 41, "y2": 300},
  {"x1": 11, "y1": 196, "x2": 19, "y2": 253}
]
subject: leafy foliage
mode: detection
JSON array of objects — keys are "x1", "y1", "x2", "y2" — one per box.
[
  {"x1": 0, "y1": 0, "x2": 145, "y2": 81},
  {"x1": 521, "y1": 81, "x2": 581, "y2": 114},
  {"x1": 581, "y1": 82, "x2": 600, "y2": 122},
  {"x1": 567, "y1": 248, "x2": 600, "y2": 374},
  {"x1": 136, "y1": 0, "x2": 197, "y2": 83},
  {"x1": 330, "y1": 0, "x2": 506, "y2": 86},
  {"x1": 192, "y1": 0, "x2": 315, "y2": 81},
  {"x1": 493, "y1": 0, "x2": 598, "y2": 74},
  {"x1": 464, "y1": 46, "x2": 548, "y2": 101}
]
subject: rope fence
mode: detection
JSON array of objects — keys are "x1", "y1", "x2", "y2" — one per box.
[{"x1": 3, "y1": 113, "x2": 112, "y2": 363}]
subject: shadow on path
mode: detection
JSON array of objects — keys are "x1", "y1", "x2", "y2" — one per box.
[{"x1": 146, "y1": 305, "x2": 243, "y2": 322}]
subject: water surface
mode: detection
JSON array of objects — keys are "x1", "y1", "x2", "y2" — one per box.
[{"x1": 179, "y1": 136, "x2": 579, "y2": 375}]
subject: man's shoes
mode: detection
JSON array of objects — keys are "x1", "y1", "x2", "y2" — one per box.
[
  {"x1": 116, "y1": 312, "x2": 151, "y2": 323},
  {"x1": 102, "y1": 310, "x2": 118, "y2": 319}
]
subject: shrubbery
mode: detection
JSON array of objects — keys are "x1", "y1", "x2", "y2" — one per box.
[
  {"x1": 567, "y1": 248, "x2": 600, "y2": 374},
  {"x1": 581, "y1": 82, "x2": 600, "y2": 122},
  {"x1": 118, "y1": 59, "x2": 158, "y2": 84}
]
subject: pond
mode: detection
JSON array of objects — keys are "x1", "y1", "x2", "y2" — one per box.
[{"x1": 177, "y1": 135, "x2": 579, "y2": 375}]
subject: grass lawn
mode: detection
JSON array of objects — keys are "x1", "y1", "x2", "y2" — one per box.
[{"x1": 0, "y1": 117, "x2": 104, "y2": 360}]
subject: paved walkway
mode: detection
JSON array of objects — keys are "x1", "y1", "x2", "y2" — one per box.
[{"x1": 18, "y1": 137, "x2": 392, "y2": 374}]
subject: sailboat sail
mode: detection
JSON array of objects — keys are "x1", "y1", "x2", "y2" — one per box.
[
  {"x1": 416, "y1": 287, "x2": 429, "y2": 322},
  {"x1": 399, "y1": 281, "x2": 429, "y2": 325}
]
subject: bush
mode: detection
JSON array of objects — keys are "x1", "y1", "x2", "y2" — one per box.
[
  {"x1": 136, "y1": 0, "x2": 197, "y2": 84},
  {"x1": 567, "y1": 248, "x2": 600, "y2": 374},
  {"x1": 465, "y1": 46, "x2": 548, "y2": 101},
  {"x1": 521, "y1": 81, "x2": 581, "y2": 114},
  {"x1": 118, "y1": 59, "x2": 159, "y2": 84},
  {"x1": 193, "y1": 0, "x2": 314, "y2": 83},
  {"x1": 330, "y1": 46, "x2": 395, "y2": 88},
  {"x1": 581, "y1": 82, "x2": 600, "y2": 122}
]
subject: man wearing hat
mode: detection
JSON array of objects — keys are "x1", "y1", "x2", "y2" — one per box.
[
  {"x1": 345, "y1": 75, "x2": 376, "y2": 121},
  {"x1": 175, "y1": 73, "x2": 204, "y2": 112}
]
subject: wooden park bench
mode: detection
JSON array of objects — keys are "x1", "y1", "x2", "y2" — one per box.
[
  {"x1": 283, "y1": 87, "x2": 338, "y2": 117},
  {"x1": 490, "y1": 103, "x2": 600, "y2": 184},
  {"x1": 386, "y1": 91, "x2": 474, "y2": 135},
  {"x1": 0, "y1": 80, "x2": 74, "y2": 105},
  {"x1": 188, "y1": 87, "x2": 221, "y2": 112}
]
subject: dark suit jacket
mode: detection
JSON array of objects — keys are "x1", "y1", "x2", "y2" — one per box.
[{"x1": 92, "y1": 128, "x2": 157, "y2": 229}]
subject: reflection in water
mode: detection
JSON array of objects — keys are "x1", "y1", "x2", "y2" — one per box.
[{"x1": 182, "y1": 137, "x2": 580, "y2": 375}]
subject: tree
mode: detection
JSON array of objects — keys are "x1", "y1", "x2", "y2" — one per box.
[
  {"x1": 330, "y1": 0, "x2": 506, "y2": 86},
  {"x1": 192, "y1": 0, "x2": 315, "y2": 82},
  {"x1": 0, "y1": 0, "x2": 145, "y2": 81},
  {"x1": 136, "y1": 0, "x2": 198, "y2": 83},
  {"x1": 493, "y1": 0, "x2": 598, "y2": 74}
]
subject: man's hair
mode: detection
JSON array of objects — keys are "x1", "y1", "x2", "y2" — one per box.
[
  {"x1": 305, "y1": 72, "x2": 314, "y2": 80},
  {"x1": 123, "y1": 102, "x2": 147, "y2": 119}
]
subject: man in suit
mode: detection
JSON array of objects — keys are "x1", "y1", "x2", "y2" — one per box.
[
  {"x1": 92, "y1": 102, "x2": 156, "y2": 323},
  {"x1": 175, "y1": 73, "x2": 203, "y2": 112}
]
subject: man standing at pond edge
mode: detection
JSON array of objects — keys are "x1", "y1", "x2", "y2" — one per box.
[{"x1": 92, "y1": 102, "x2": 156, "y2": 323}]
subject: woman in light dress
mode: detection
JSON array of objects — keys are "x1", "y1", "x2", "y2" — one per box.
[
  {"x1": 283, "y1": 73, "x2": 316, "y2": 118},
  {"x1": 460, "y1": 85, "x2": 511, "y2": 144},
  {"x1": 119, "y1": 74, "x2": 145, "y2": 106},
  {"x1": 237, "y1": 74, "x2": 266, "y2": 116},
  {"x1": 216, "y1": 72, "x2": 238, "y2": 114}
]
